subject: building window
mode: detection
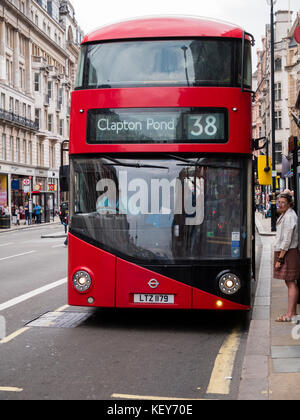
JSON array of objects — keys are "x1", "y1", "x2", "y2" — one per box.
[
  {"x1": 49, "y1": 143, "x2": 55, "y2": 168},
  {"x1": 1, "y1": 93, "x2": 5, "y2": 109},
  {"x1": 37, "y1": 141, "x2": 44, "y2": 166},
  {"x1": 16, "y1": 138, "x2": 20, "y2": 163},
  {"x1": 275, "y1": 58, "x2": 282, "y2": 71},
  {"x1": 9, "y1": 136, "x2": 13, "y2": 161},
  {"x1": 22, "y1": 139, "x2": 26, "y2": 164},
  {"x1": 9, "y1": 97, "x2": 13, "y2": 112},
  {"x1": 6, "y1": 25, "x2": 14, "y2": 49},
  {"x1": 48, "y1": 81, "x2": 52, "y2": 99},
  {"x1": 28, "y1": 141, "x2": 32, "y2": 165},
  {"x1": 6, "y1": 58, "x2": 13, "y2": 84},
  {"x1": 48, "y1": 114, "x2": 53, "y2": 132},
  {"x1": 15, "y1": 100, "x2": 19, "y2": 115},
  {"x1": 275, "y1": 110, "x2": 282, "y2": 130},
  {"x1": 20, "y1": 67, "x2": 26, "y2": 90},
  {"x1": 1, "y1": 135, "x2": 6, "y2": 160},
  {"x1": 19, "y1": 35, "x2": 26, "y2": 57},
  {"x1": 275, "y1": 143, "x2": 282, "y2": 165},
  {"x1": 34, "y1": 73, "x2": 40, "y2": 91},
  {"x1": 59, "y1": 119, "x2": 64, "y2": 136},
  {"x1": 59, "y1": 87, "x2": 63, "y2": 106},
  {"x1": 274, "y1": 83, "x2": 281, "y2": 100},
  {"x1": 35, "y1": 109, "x2": 41, "y2": 130}
]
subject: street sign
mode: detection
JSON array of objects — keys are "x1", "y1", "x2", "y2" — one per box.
[
  {"x1": 23, "y1": 179, "x2": 30, "y2": 193},
  {"x1": 23, "y1": 186, "x2": 30, "y2": 193}
]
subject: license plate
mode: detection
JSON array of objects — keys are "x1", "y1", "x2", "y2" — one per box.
[{"x1": 133, "y1": 294, "x2": 175, "y2": 304}]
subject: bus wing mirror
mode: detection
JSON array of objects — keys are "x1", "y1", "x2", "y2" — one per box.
[{"x1": 59, "y1": 165, "x2": 70, "y2": 192}]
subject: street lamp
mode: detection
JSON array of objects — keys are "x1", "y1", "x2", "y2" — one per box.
[{"x1": 266, "y1": 0, "x2": 277, "y2": 231}]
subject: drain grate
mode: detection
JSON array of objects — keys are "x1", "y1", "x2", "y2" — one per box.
[{"x1": 26, "y1": 311, "x2": 91, "y2": 328}]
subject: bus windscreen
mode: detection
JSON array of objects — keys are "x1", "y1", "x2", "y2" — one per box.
[{"x1": 75, "y1": 39, "x2": 251, "y2": 89}]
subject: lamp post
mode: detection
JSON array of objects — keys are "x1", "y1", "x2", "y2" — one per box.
[{"x1": 266, "y1": 0, "x2": 277, "y2": 231}]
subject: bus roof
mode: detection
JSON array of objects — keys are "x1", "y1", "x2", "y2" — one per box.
[{"x1": 82, "y1": 16, "x2": 247, "y2": 44}]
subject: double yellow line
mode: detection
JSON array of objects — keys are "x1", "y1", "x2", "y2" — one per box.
[{"x1": 112, "y1": 328, "x2": 242, "y2": 400}]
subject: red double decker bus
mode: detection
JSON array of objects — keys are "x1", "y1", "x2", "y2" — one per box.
[{"x1": 68, "y1": 16, "x2": 254, "y2": 311}]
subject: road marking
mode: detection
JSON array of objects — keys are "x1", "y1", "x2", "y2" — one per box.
[
  {"x1": 55, "y1": 304, "x2": 69, "y2": 312},
  {"x1": 111, "y1": 393, "x2": 206, "y2": 401},
  {"x1": 0, "y1": 387, "x2": 23, "y2": 392},
  {"x1": 0, "y1": 327, "x2": 30, "y2": 344},
  {"x1": 0, "y1": 250, "x2": 36, "y2": 262},
  {"x1": 51, "y1": 244, "x2": 65, "y2": 248},
  {"x1": 0, "y1": 304, "x2": 69, "y2": 345},
  {"x1": 206, "y1": 328, "x2": 241, "y2": 395},
  {"x1": 0, "y1": 278, "x2": 67, "y2": 312},
  {"x1": 0, "y1": 242, "x2": 14, "y2": 247}
]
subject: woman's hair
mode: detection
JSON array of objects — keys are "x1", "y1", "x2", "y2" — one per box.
[{"x1": 279, "y1": 192, "x2": 294, "y2": 207}]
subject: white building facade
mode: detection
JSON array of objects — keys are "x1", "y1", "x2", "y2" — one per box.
[{"x1": 0, "y1": 0, "x2": 83, "y2": 220}]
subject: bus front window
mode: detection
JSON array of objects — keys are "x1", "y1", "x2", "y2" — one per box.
[{"x1": 70, "y1": 156, "x2": 248, "y2": 263}]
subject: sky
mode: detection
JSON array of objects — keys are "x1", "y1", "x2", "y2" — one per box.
[{"x1": 70, "y1": 0, "x2": 299, "y2": 70}]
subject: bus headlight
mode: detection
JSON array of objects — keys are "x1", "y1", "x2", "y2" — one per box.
[
  {"x1": 73, "y1": 270, "x2": 92, "y2": 293},
  {"x1": 218, "y1": 272, "x2": 241, "y2": 295}
]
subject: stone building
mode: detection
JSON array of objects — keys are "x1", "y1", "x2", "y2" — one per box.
[
  {"x1": 286, "y1": 12, "x2": 300, "y2": 141},
  {"x1": 252, "y1": 10, "x2": 299, "y2": 191},
  {"x1": 0, "y1": 0, "x2": 83, "y2": 219}
]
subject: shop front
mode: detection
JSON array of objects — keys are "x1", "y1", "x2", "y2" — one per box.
[
  {"x1": 0, "y1": 173, "x2": 10, "y2": 228},
  {"x1": 31, "y1": 190, "x2": 55, "y2": 223},
  {"x1": 0, "y1": 173, "x2": 8, "y2": 208},
  {"x1": 11, "y1": 174, "x2": 33, "y2": 222}
]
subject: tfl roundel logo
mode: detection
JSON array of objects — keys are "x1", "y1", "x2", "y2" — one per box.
[{"x1": 148, "y1": 279, "x2": 159, "y2": 289}]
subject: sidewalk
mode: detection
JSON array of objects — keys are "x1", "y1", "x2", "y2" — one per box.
[
  {"x1": 0, "y1": 215, "x2": 61, "y2": 233},
  {"x1": 238, "y1": 211, "x2": 300, "y2": 400}
]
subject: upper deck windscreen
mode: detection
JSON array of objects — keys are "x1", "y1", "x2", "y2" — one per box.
[{"x1": 75, "y1": 39, "x2": 251, "y2": 89}]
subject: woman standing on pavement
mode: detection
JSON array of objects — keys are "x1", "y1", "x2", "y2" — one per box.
[{"x1": 274, "y1": 191, "x2": 300, "y2": 322}]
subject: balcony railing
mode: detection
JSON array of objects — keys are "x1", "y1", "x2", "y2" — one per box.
[{"x1": 0, "y1": 108, "x2": 39, "y2": 131}]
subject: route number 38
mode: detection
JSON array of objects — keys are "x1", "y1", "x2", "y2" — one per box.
[{"x1": 190, "y1": 115, "x2": 218, "y2": 137}]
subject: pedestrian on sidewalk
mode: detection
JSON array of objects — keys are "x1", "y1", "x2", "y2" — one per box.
[
  {"x1": 274, "y1": 190, "x2": 300, "y2": 322},
  {"x1": 24, "y1": 202, "x2": 30, "y2": 225},
  {"x1": 16, "y1": 206, "x2": 20, "y2": 225},
  {"x1": 34, "y1": 204, "x2": 42, "y2": 224}
]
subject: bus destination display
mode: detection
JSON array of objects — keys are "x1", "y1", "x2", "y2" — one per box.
[{"x1": 87, "y1": 108, "x2": 227, "y2": 144}]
